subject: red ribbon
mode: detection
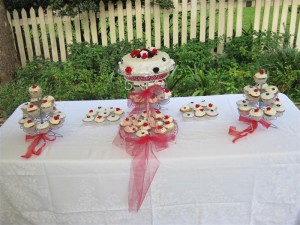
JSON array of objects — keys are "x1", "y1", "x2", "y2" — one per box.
[
  {"x1": 128, "y1": 85, "x2": 164, "y2": 110},
  {"x1": 21, "y1": 133, "x2": 56, "y2": 159},
  {"x1": 229, "y1": 116, "x2": 271, "y2": 143},
  {"x1": 114, "y1": 131, "x2": 175, "y2": 211}
]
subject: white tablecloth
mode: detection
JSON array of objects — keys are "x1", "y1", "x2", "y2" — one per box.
[{"x1": 0, "y1": 94, "x2": 300, "y2": 225}]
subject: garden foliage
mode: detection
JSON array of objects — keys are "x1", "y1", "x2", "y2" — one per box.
[{"x1": 0, "y1": 31, "x2": 299, "y2": 119}]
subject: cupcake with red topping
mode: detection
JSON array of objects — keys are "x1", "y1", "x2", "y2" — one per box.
[
  {"x1": 41, "y1": 99, "x2": 53, "y2": 114},
  {"x1": 36, "y1": 121, "x2": 50, "y2": 133},
  {"x1": 194, "y1": 108, "x2": 206, "y2": 120},
  {"x1": 114, "y1": 107, "x2": 124, "y2": 116},
  {"x1": 154, "y1": 125, "x2": 167, "y2": 134},
  {"x1": 249, "y1": 108, "x2": 263, "y2": 121},
  {"x1": 263, "y1": 106, "x2": 277, "y2": 120},
  {"x1": 247, "y1": 88, "x2": 260, "y2": 103},
  {"x1": 28, "y1": 84, "x2": 42, "y2": 98},
  {"x1": 254, "y1": 69, "x2": 268, "y2": 84},
  {"x1": 50, "y1": 115, "x2": 63, "y2": 128},
  {"x1": 27, "y1": 103, "x2": 40, "y2": 118},
  {"x1": 94, "y1": 115, "x2": 106, "y2": 125},
  {"x1": 23, "y1": 119, "x2": 36, "y2": 133}
]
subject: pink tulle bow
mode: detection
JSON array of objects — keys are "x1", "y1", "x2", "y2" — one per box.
[
  {"x1": 127, "y1": 85, "x2": 164, "y2": 110},
  {"x1": 21, "y1": 133, "x2": 56, "y2": 159},
  {"x1": 229, "y1": 116, "x2": 271, "y2": 143},
  {"x1": 119, "y1": 133, "x2": 175, "y2": 211}
]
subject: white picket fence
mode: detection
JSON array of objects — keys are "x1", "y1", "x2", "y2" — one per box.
[{"x1": 6, "y1": 0, "x2": 300, "y2": 66}]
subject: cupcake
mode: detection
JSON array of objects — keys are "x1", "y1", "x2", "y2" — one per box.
[
  {"x1": 21, "y1": 102, "x2": 30, "y2": 115},
  {"x1": 261, "y1": 92, "x2": 275, "y2": 104},
  {"x1": 254, "y1": 69, "x2": 268, "y2": 84},
  {"x1": 247, "y1": 88, "x2": 260, "y2": 103},
  {"x1": 182, "y1": 112, "x2": 194, "y2": 121},
  {"x1": 273, "y1": 103, "x2": 285, "y2": 116},
  {"x1": 52, "y1": 106, "x2": 60, "y2": 115},
  {"x1": 180, "y1": 106, "x2": 192, "y2": 113},
  {"x1": 153, "y1": 110, "x2": 164, "y2": 119},
  {"x1": 249, "y1": 108, "x2": 263, "y2": 121},
  {"x1": 199, "y1": 100, "x2": 208, "y2": 108},
  {"x1": 267, "y1": 85, "x2": 279, "y2": 96},
  {"x1": 194, "y1": 108, "x2": 206, "y2": 120},
  {"x1": 120, "y1": 117, "x2": 132, "y2": 127},
  {"x1": 41, "y1": 99, "x2": 53, "y2": 114},
  {"x1": 164, "y1": 89, "x2": 172, "y2": 100},
  {"x1": 124, "y1": 125, "x2": 138, "y2": 133},
  {"x1": 243, "y1": 85, "x2": 255, "y2": 95},
  {"x1": 54, "y1": 111, "x2": 66, "y2": 122},
  {"x1": 27, "y1": 104, "x2": 40, "y2": 118},
  {"x1": 43, "y1": 95, "x2": 55, "y2": 104},
  {"x1": 236, "y1": 99, "x2": 250, "y2": 106},
  {"x1": 98, "y1": 110, "x2": 110, "y2": 118},
  {"x1": 148, "y1": 116, "x2": 157, "y2": 128},
  {"x1": 206, "y1": 103, "x2": 217, "y2": 111},
  {"x1": 154, "y1": 125, "x2": 168, "y2": 134},
  {"x1": 94, "y1": 115, "x2": 106, "y2": 125},
  {"x1": 273, "y1": 97, "x2": 281, "y2": 105},
  {"x1": 95, "y1": 106, "x2": 106, "y2": 113},
  {"x1": 141, "y1": 110, "x2": 149, "y2": 118},
  {"x1": 140, "y1": 122, "x2": 151, "y2": 131},
  {"x1": 28, "y1": 84, "x2": 42, "y2": 98},
  {"x1": 50, "y1": 115, "x2": 63, "y2": 128},
  {"x1": 19, "y1": 116, "x2": 30, "y2": 127},
  {"x1": 133, "y1": 119, "x2": 145, "y2": 128},
  {"x1": 114, "y1": 107, "x2": 124, "y2": 116},
  {"x1": 86, "y1": 109, "x2": 97, "y2": 117},
  {"x1": 30, "y1": 97, "x2": 39, "y2": 104},
  {"x1": 206, "y1": 109, "x2": 219, "y2": 119},
  {"x1": 193, "y1": 104, "x2": 203, "y2": 111},
  {"x1": 255, "y1": 83, "x2": 269, "y2": 93},
  {"x1": 238, "y1": 104, "x2": 252, "y2": 116},
  {"x1": 136, "y1": 129, "x2": 149, "y2": 138},
  {"x1": 263, "y1": 106, "x2": 277, "y2": 120},
  {"x1": 82, "y1": 115, "x2": 94, "y2": 125},
  {"x1": 164, "y1": 121, "x2": 175, "y2": 130},
  {"x1": 36, "y1": 121, "x2": 50, "y2": 133},
  {"x1": 163, "y1": 115, "x2": 173, "y2": 123},
  {"x1": 23, "y1": 119, "x2": 36, "y2": 133},
  {"x1": 107, "y1": 114, "x2": 120, "y2": 124},
  {"x1": 107, "y1": 107, "x2": 116, "y2": 113}
]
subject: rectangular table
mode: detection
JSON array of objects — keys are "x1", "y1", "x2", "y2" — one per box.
[{"x1": 1, "y1": 94, "x2": 300, "y2": 225}]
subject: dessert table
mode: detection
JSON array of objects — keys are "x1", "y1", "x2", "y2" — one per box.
[{"x1": 0, "y1": 94, "x2": 299, "y2": 225}]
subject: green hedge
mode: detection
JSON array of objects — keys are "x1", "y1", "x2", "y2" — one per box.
[{"x1": 0, "y1": 32, "x2": 300, "y2": 119}]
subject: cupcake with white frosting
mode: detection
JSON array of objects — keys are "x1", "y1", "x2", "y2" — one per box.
[
  {"x1": 249, "y1": 108, "x2": 263, "y2": 121},
  {"x1": 36, "y1": 121, "x2": 50, "y2": 133},
  {"x1": 194, "y1": 108, "x2": 206, "y2": 120},
  {"x1": 82, "y1": 115, "x2": 94, "y2": 125},
  {"x1": 254, "y1": 69, "x2": 268, "y2": 84},
  {"x1": 24, "y1": 119, "x2": 36, "y2": 133},
  {"x1": 238, "y1": 104, "x2": 252, "y2": 116},
  {"x1": 94, "y1": 115, "x2": 106, "y2": 125},
  {"x1": 28, "y1": 84, "x2": 42, "y2": 98},
  {"x1": 263, "y1": 106, "x2": 277, "y2": 120}
]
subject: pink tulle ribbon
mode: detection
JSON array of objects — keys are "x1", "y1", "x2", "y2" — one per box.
[
  {"x1": 114, "y1": 131, "x2": 175, "y2": 211},
  {"x1": 21, "y1": 133, "x2": 56, "y2": 159},
  {"x1": 229, "y1": 116, "x2": 271, "y2": 143},
  {"x1": 128, "y1": 85, "x2": 164, "y2": 110}
]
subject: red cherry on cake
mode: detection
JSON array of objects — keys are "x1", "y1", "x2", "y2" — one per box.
[
  {"x1": 165, "y1": 121, "x2": 170, "y2": 125},
  {"x1": 200, "y1": 109, "x2": 204, "y2": 112},
  {"x1": 254, "y1": 108, "x2": 259, "y2": 112},
  {"x1": 276, "y1": 98, "x2": 280, "y2": 101},
  {"x1": 208, "y1": 103, "x2": 213, "y2": 107},
  {"x1": 27, "y1": 119, "x2": 32, "y2": 123},
  {"x1": 157, "y1": 126, "x2": 162, "y2": 129},
  {"x1": 125, "y1": 66, "x2": 132, "y2": 75},
  {"x1": 97, "y1": 116, "x2": 102, "y2": 119},
  {"x1": 165, "y1": 89, "x2": 170, "y2": 93},
  {"x1": 32, "y1": 84, "x2": 37, "y2": 88},
  {"x1": 259, "y1": 69, "x2": 264, "y2": 74},
  {"x1": 164, "y1": 115, "x2": 169, "y2": 119},
  {"x1": 266, "y1": 107, "x2": 271, "y2": 111},
  {"x1": 29, "y1": 104, "x2": 34, "y2": 108},
  {"x1": 254, "y1": 89, "x2": 259, "y2": 92},
  {"x1": 143, "y1": 123, "x2": 148, "y2": 127},
  {"x1": 155, "y1": 110, "x2": 161, "y2": 114},
  {"x1": 89, "y1": 109, "x2": 93, "y2": 113},
  {"x1": 54, "y1": 116, "x2": 59, "y2": 120},
  {"x1": 116, "y1": 108, "x2": 121, "y2": 111},
  {"x1": 42, "y1": 99, "x2": 47, "y2": 103},
  {"x1": 125, "y1": 118, "x2": 129, "y2": 121},
  {"x1": 195, "y1": 104, "x2": 200, "y2": 108}
]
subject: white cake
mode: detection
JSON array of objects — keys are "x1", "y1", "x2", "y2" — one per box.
[{"x1": 118, "y1": 47, "x2": 175, "y2": 79}]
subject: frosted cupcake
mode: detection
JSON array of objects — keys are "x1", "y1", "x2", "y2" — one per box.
[
  {"x1": 140, "y1": 122, "x2": 151, "y2": 131},
  {"x1": 153, "y1": 110, "x2": 164, "y2": 119},
  {"x1": 236, "y1": 99, "x2": 250, "y2": 106},
  {"x1": 23, "y1": 119, "x2": 36, "y2": 133},
  {"x1": 114, "y1": 107, "x2": 124, "y2": 116},
  {"x1": 136, "y1": 129, "x2": 149, "y2": 138},
  {"x1": 54, "y1": 111, "x2": 66, "y2": 122},
  {"x1": 154, "y1": 125, "x2": 168, "y2": 134},
  {"x1": 94, "y1": 115, "x2": 106, "y2": 125},
  {"x1": 163, "y1": 89, "x2": 172, "y2": 100},
  {"x1": 50, "y1": 115, "x2": 63, "y2": 129},
  {"x1": 194, "y1": 108, "x2": 206, "y2": 120},
  {"x1": 82, "y1": 115, "x2": 94, "y2": 125},
  {"x1": 28, "y1": 84, "x2": 42, "y2": 98},
  {"x1": 263, "y1": 106, "x2": 277, "y2": 120},
  {"x1": 193, "y1": 104, "x2": 203, "y2": 111},
  {"x1": 199, "y1": 100, "x2": 208, "y2": 108},
  {"x1": 36, "y1": 121, "x2": 50, "y2": 133},
  {"x1": 206, "y1": 103, "x2": 217, "y2": 111},
  {"x1": 254, "y1": 69, "x2": 268, "y2": 84},
  {"x1": 164, "y1": 121, "x2": 175, "y2": 130},
  {"x1": 255, "y1": 83, "x2": 269, "y2": 93},
  {"x1": 107, "y1": 114, "x2": 120, "y2": 124},
  {"x1": 182, "y1": 112, "x2": 194, "y2": 121},
  {"x1": 19, "y1": 116, "x2": 30, "y2": 127},
  {"x1": 41, "y1": 99, "x2": 53, "y2": 114},
  {"x1": 107, "y1": 107, "x2": 116, "y2": 113},
  {"x1": 98, "y1": 110, "x2": 110, "y2": 118},
  {"x1": 273, "y1": 103, "x2": 285, "y2": 116},
  {"x1": 95, "y1": 106, "x2": 106, "y2": 113},
  {"x1": 249, "y1": 108, "x2": 263, "y2": 121},
  {"x1": 21, "y1": 102, "x2": 30, "y2": 115},
  {"x1": 124, "y1": 125, "x2": 138, "y2": 133},
  {"x1": 243, "y1": 85, "x2": 255, "y2": 95},
  {"x1": 180, "y1": 106, "x2": 192, "y2": 113},
  {"x1": 238, "y1": 104, "x2": 252, "y2": 116},
  {"x1": 86, "y1": 109, "x2": 97, "y2": 117},
  {"x1": 43, "y1": 95, "x2": 55, "y2": 104},
  {"x1": 27, "y1": 104, "x2": 40, "y2": 118},
  {"x1": 247, "y1": 88, "x2": 260, "y2": 103},
  {"x1": 267, "y1": 85, "x2": 279, "y2": 96},
  {"x1": 206, "y1": 109, "x2": 219, "y2": 119},
  {"x1": 120, "y1": 117, "x2": 132, "y2": 127},
  {"x1": 261, "y1": 92, "x2": 275, "y2": 104},
  {"x1": 163, "y1": 115, "x2": 173, "y2": 123}
]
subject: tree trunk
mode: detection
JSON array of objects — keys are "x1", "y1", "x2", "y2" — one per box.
[{"x1": 0, "y1": 0, "x2": 20, "y2": 85}]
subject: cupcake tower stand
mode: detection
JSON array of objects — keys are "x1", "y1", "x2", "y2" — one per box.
[
  {"x1": 114, "y1": 58, "x2": 177, "y2": 211},
  {"x1": 229, "y1": 70, "x2": 285, "y2": 143},
  {"x1": 18, "y1": 85, "x2": 65, "y2": 158}
]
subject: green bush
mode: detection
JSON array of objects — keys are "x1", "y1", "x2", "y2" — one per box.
[{"x1": 1, "y1": 32, "x2": 300, "y2": 121}]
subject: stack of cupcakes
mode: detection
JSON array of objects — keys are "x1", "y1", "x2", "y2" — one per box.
[
  {"x1": 237, "y1": 69, "x2": 285, "y2": 121},
  {"x1": 19, "y1": 85, "x2": 66, "y2": 134}
]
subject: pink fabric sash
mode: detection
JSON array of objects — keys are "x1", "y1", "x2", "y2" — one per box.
[
  {"x1": 21, "y1": 133, "x2": 56, "y2": 159},
  {"x1": 128, "y1": 85, "x2": 164, "y2": 110},
  {"x1": 229, "y1": 116, "x2": 271, "y2": 143}
]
